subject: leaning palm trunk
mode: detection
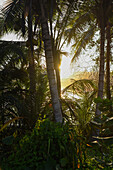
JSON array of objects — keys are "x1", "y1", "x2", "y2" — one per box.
[
  {"x1": 39, "y1": 2, "x2": 62, "y2": 123},
  {"x1": 41, "y1": 20, "x2": 62, "y2": 123},
  {"x1": 50, "y1": 19, "x2": 61, "y2": 97}
]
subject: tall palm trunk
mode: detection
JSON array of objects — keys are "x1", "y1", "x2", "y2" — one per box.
[
  {"x1": 28, "y1": 0, "x2": 36, "y2": 126},
  {"x1": 39, "y1": 1, "x2": 62, "y2": 123},
  {"x1": 50, "y1": 19, "x2": 61, "y2": 97},
  {"x1": 95, "y1": 1, "x2": 105, "y2": 135},
  {"x1": 106, "y1": 22, "x2": 111, "y2": 100}
]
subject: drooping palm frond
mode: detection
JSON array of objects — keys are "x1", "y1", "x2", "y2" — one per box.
[
  {"x1": 0, "y1": 14, "x2": 5, "y2": 37},
  {"x1": 1, "y1": 0, "x2": 23, "y2": 32},
  {"x1": 65, "y1": 12, "x2": 92, "y2": 44},
  {"x1": 2, "y1": 0, "x2": 19, "y2": 18},
  {"x1": 54, "y1": 1, "x2": 76, "y2": 49},
  {"x1": 0, "y1": 117, "x2": 25, "y2": 132},
  {"x1": 0, "y1": 0, "x2": 29, "y2": 37},
  {"x1": 0, "y1": 87, "x2": 29, "y2": 127},
  {"x1": 0, "y1": 40, "x2": 27, "y2": 67},
  {"x1": 62, "y1": 79, "x2": 97, "y2": 96},
  {"x1": 71, "y1": 24, "x2": 96, "y2": 62},
  {"x1": 62, "y1": 80, "x2": 96, "y2": 137},
  {"x1": 50, "y1": 1, "x2": 73, "y2": 62}
]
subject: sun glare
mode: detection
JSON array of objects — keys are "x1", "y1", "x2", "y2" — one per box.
[{"x1": 60, "y1": 56, "x2": 73, "y2": 79}]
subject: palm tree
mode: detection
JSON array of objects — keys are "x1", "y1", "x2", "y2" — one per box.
[
  {"x1": 64, "y1": 0, "x2": 113, "y2": 119},
  {"x1": 94, "y1": 0, "x2": 105, "y2": 118},
  {"x1": 38, "y1": 0, "x2": 63, "y2": 122},
  {"x1": 0, "y1": 40, "x2": 30, "y2": 128},
  {"x1": 1, "y1": 0, "x2": 63, "y2": 123},
  {"x1": 95, "y1": 0, "x2": 112, "y2": 117},
  {"x1": 50, "y1": 1, "x2": 74, "y2": 96}
]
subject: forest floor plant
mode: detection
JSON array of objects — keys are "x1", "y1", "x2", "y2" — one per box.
[
  {"x1": 1, "y1": 118, "x2": 113, "y2": 169},
  {"x1": 1, "y1": 119, "x2": 87, "y2": 170}
]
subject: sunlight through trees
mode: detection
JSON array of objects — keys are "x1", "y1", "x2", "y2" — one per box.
[{"x1": 0, "y1": 0, "x2": 113, "y2": 169}]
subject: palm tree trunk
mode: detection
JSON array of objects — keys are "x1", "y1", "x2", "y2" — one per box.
[
  {"x1": 39, "y1": 2, "x2": 62, "y2": 123},
  {"x1": 106, "y1": 22, "x2": 111, "y2": 100},
  {"x1": 95, "y1": 1, "x2": 105, "y2": 137},
  {"x1": 95, "y1": 1, "x2": 105, "y2": 118},
  {"x1": 28, "y1": 0, "x2": 36, "y2": 126},
  {"x1": 56, "y1": 68, "x2": 61, "y2": 97},
  {"x1": 50, "y1": 19, "x2": 61, "y2": 97},
  {"x1": 41, "y1": 20, "x2": 62, "y2": 123}
]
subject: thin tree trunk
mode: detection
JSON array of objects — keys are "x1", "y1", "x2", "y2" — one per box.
[
  {"x1": 95, "y1": 1, "x2": 105, "y2": 137},
  {"x1": 56, "y1": 68, "x2": 61, "y2": 97},
  {"x1": 39, "y1": 2, "x2": 62, "y2": 123},
  {"x1": 95, "y1": 2, "x2": 105, "y2": 118},
  {"x1": 28, "y1": 0, "x2": 36, "y2": 126},
  {"x1": 106, "y1": 22, "x2": 111, "y2": 100}
]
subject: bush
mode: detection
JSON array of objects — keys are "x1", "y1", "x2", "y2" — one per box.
[{"x1": 1, "y1": 119, "x2": 81, "y2": 170}]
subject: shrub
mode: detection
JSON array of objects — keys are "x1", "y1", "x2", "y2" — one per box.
[{"x1": 1, "y1": 119, "x2": 81, "y2": 170}]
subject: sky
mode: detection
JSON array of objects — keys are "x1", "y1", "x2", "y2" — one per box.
[
  {"x1": 0, "y1": 0, "x2": 6, "y2": 7},
  {"x1": 0, "y1": 0, "x2": 97, "y2": 79},
  {"x1": 60, "y1": 35, "x2": 97, "y2": 79}
]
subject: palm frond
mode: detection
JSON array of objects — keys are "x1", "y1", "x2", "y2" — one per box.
[
  {"x1": 55, "y1": 2, "x2": 75, "y2": 49},
  {"x1": 66, "y1": 12, "x2": 92, "y2": 44},
  {"x1": 0, "y1": 14, "x2": 5, "y2": 37},
  {"x1": 62, "y1": 79, "x2": 97, "y2": 95},
  {"x1": 0, "y1": 117, "x2": 24, "y2": 132},
  {"x1": 0, "y1": 40, "x2": 26, "y2": 66},
  {"x1": 71, "y1": 25, "x2": 96, "y2": 62},
  {"x1": 1, "y1": 0, "x2": 26, "y2": 36},
  {"x1": 2, "y1": 0, "x2": 21, "y2": 26},
  {"x1": 60, "y1": 51, "x2": 68, "y2": 57}
]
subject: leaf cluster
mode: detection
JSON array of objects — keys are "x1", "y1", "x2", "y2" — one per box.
[{"x1": 1, "y1": 119, "x2": 82, "y2": 170}]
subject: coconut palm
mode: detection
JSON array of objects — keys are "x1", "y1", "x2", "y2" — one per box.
[
  {"x1": 1, "y1": 0, "x2": 63, "y2": 123},
  {"x1": 64, "y1": 0, "x2": 113, "y2": 119},
  {"x1": 37, "y1": 0, "x2": 63, "y2": 122},
  {"x1": 94, "y1": 0, "x2": 113, "y2": 117},
  {"x1": 50, "y1": 1, "x2": 75, "y2": 96}
]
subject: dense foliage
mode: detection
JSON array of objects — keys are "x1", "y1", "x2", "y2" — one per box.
[
  {"x1": 0, "y1": 0, "x2": 113, "y2": 169},
  {"x1": 1, "y1": 119, "x2": 84, "y2": 170}
]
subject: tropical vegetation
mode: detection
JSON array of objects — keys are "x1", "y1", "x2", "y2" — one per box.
[{"x1": 0, "y1": 0, "x2": 113, "y2": 169}]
